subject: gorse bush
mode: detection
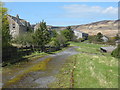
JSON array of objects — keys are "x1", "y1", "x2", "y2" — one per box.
[{"x1": 111, "y1": 44, "x2": 120, "y2": 58}]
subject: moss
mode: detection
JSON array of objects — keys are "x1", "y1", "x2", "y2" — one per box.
[{"x1": 3, "y1": 58, "x2": 52, "y2": 88}]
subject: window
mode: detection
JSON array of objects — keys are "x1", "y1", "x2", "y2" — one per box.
[{"x1": 13, "y1": 24, "x2": 15, "y2": 29}]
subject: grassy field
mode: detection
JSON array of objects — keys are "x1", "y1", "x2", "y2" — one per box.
[{"x1": 49, "y1": 42, "x2": 118, "y2": 88}]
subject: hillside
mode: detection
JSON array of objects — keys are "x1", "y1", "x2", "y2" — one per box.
[
  {"x1": 46, "y1": 20, "x2": 119, "y2": 37},
  {"x1": 74, "y1": 20, "x2": 119, "y2": 37}
]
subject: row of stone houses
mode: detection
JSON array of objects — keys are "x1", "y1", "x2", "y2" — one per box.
[
  {"x1": 7, "y1": 14, "x2": 89, "y2": 39},
  {"x1": 7, "y1": 14, "x2": 31, "y2": 38},
  {"x1": 7, "y1": 15, "x2": 120, "y2": 43},
  {"x1": 7, "y1": 15, "x2": 115, "y2": 43}
]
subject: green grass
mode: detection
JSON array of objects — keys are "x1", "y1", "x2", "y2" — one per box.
[
  {"x1": 70, "y1": 42, "x2": 109, "y2": 54},
  {"x1": 48, "y1": 56, "x2": 75, "y2": 88},
  {"x1": 49, "y1": 42, "x2": 118, "y2": 88},
  {"x1": 73, "y1": 53, "x2": 118, "y2": 88}
]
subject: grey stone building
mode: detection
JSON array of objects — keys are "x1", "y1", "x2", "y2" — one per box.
[{"x1": 7, "y1": 14, "x2": 31, "y2": 38}]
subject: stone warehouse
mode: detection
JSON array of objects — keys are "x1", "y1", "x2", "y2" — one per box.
[{"x1": 7, "y1": 14, "x2": 31, "y2": 38}]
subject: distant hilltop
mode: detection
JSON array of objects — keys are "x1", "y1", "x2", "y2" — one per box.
[{"x1": 72, "y1": 20, "x2": 119, "y2": 37}]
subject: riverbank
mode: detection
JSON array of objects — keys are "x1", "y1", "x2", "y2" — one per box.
[{"x1": 49, "y1": 42, "x2": 118, "y2": 88}]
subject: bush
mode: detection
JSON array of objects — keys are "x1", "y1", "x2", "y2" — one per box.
[
  {"x1": 56, "y1": 34, "x2": 67, "y2": 47},
  {"x1": 111, "y1": 44, "x2": 120, "y2": 58},
  {"x1": 12, "y1": 32, "x2": 34, "y2": 46},
  {"x1": 96, "y1": 32, "x2": 103, "y2": 42},
  {"x1": 33, "y1": 21, "x2": 51, "y2": 51},
  {"x1": 47, "y1": 38, "x2": 60, "y2": 47},
  {"x1": 61, "y1": 26, "x2": 74, "y2": 41},
  {"x1": 88, "y1": 35, "x2": 96, "y2": 43}
]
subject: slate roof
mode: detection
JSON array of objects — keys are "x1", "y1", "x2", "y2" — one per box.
[{"x1": 8, "y1": 15, "x2": 29, "y2": 26}]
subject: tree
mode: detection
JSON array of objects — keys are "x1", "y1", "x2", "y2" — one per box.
[
  {"x1": 33, "y1": 20, "x2": 51, "y2": 51},
  {"x1": 61, "y1": 26, "x2": 74, "y2": 41},
  {"x1": 88, "y1": 35, "x2": 96, "y2": 43},
  {"x1": 56, "y1": 34, "x2": 67, "y2": 47},
  {"x1": 27, "y1": 27, "x2": 33, "y2": 33},
  {"x1": 47, "y1": 37, "x2": 60, "y2": 48},
  {"x1": 51, "y1": 30, "x2": 57, "y2": 38},
  {"x1": 115, "y1": 34, "x2": 120, "y2": 41},
  {"x1": 111, "y1": 44, "x2": 120, "y2": 58},
  {"x1": 66, "y1": 26, "x2": 72, "y2": 30},
  {"x1": 96, "y1": 32, "x2": 103, "y2": 42},
  {"x1": 12, "y1": 32, "x2": 34, "y2": 46},
  {"x1": 2, "y1": 5, "x2": 11, "y2": 48}
]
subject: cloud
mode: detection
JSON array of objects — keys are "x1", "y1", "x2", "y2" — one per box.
[
  {"x1": 62, "y1": 4, "x2": 118, "y2": 18},
  {"x1": 102, "y1": 6, "x2": 118, "y2": 14}
]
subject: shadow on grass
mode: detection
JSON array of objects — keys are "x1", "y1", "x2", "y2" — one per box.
[
  {"x1": 2, "y1": 44, "x2": 70, "y2": 67},
  {"x1": 2, "y1": 46, "x2": 34, "y2": 67}
]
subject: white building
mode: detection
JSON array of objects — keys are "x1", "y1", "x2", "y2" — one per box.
[{"x1": 73, "y1": 29, "x2": 88, "y2": 39}]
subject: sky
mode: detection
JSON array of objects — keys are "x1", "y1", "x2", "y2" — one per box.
[{"x1": 5, "y1": 2, "x2": 118, "y2": 26}]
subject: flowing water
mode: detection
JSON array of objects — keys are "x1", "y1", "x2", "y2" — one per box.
[{"x1": 3, "y1": 46, "x2": 79, "y2": 88}]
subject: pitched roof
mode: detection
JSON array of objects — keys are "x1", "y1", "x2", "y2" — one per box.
[{"x1": 8, "y1": 15, "x2": 29, "y2": 26}]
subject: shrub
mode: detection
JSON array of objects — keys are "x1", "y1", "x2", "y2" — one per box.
[
  {"x1": 88, "y1": 35, "x2": 96, "y2": 43},
  {"x1": 47, "y1": 38, "x2": 60, "y2": 47},
  {"x1": 32, "y1": 20, "x2": 51, "y2": 51},
  {"x1": 96, "y1": 32, "x2": 103, "y2": 42},
  {"x1": 111, "y1": 44, "x2": 120, "y2": 58},
  {"x1": 61, "y1": 26, "x2": 74, "y2": 41},
  {"x1": 12, "y1": 32, "x2": 34, "y2": 46}
]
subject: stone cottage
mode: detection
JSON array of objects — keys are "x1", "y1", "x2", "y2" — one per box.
[
  {"x1": 7, "y1": 14, "x2": 31, "y2": 38},
  {"x1": 73, "y1": 29, "x2": 88, "y2": 39}
]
